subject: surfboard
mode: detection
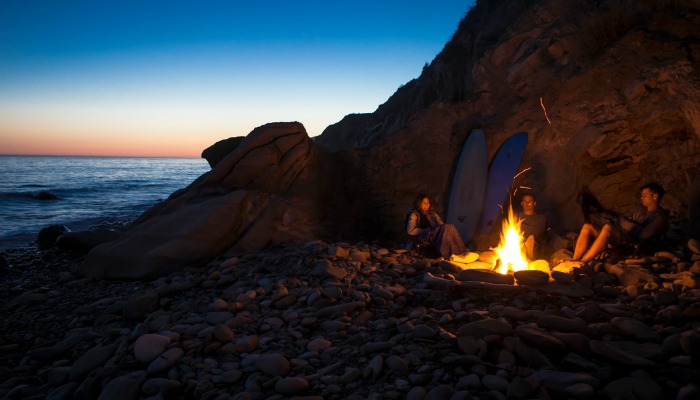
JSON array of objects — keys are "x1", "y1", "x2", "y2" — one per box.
[
  {"x1": 446, "y1": 129, "x2": 488, "y2": 245},
  {"x1": 477, "y1": 132, "x2": 528, "y2": 235}
]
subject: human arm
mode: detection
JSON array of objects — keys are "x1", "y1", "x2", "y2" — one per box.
[
  {"x1": 636, "y1": 211, "x2": 669, "y2": 241},
  {"x1": 407, "y1": 212, "x2": 426, "y2": 237}
]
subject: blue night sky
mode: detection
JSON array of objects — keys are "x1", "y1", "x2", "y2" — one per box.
[{"x1": 0, "y1": 1, "x2": 475, "y2": 157}]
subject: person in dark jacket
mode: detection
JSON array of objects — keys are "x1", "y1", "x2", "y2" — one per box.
[{"x1": 573, "y1": 182, "x2": 669, "y2": 262}]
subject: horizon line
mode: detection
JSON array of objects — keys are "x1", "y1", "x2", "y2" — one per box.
[{"x1": 0, "y1": 153, "x2": 204, "y2": 159}]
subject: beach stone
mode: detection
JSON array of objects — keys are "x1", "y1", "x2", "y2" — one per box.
[
  {"x1": 608, "y1": 264, "x2": 658, "y2": 286},
  {"x1": 482, "y1": 374, "x2": 509, "y2": 392},
  {"x1": 412, "y1": 324, "x2": 436, "y2": 339},
  {"x1": 589, "y1": 340, "x2": 655, "y2": 366},
  {"x1": 214, "y1": 324, "x2": 234, "y2": 342},
  {"x1": 234, "y1": 335, "x2": 259, "y2": 352},
  {"x1": 123, "y1": 290, "x2": 160, "y2": 320},
  {"x1": 427, "y1": 385, "x2": 456, "y2": 399},
  {"x1": 537, "y1": 315, "x2": 587, "y2": 333},
  {"x1": 552, "y1": 261, "x2": 582, "y2": 273},
  {"x1": 513, "y1": 270, "x2": 549, "y2": 286},
  {"x1": 528, "y1": 259, "x2": 551, "y2": 273},
  {"x1": 308, "y1": 337, "x2": 332, "y2": 352},
  {"x1": 680, "y1": 273, "x2": 700, "y2": 288},
  {"x1": 69, "y1": 343, "x2": 117, "y2": 381},
  {"x1": 457, "y1": 269, "x2": 514, "y2": 285},
  {"x1": 457, "y1": 336, "x2": 481, "y2": 355},
  {"x1": 551, "y1": 332, "x2": 590, "y2": 353},
  {"x1": 680, "y1": 331, "x2": 700, "y2": 356},
  {"x1": 451, "y1": 251, "x2": 480, "y2": 264},
  {"x1": 56, "y1": 228, "x2": 122, "y2": 253},
  {"x1": 603, "y1": 377, "x2": 664, "y2": 400},
  {"x1": 564, "y1": 383, "x2": 595, "y2": 399},
  {"x1": 47, "y1": 366, "x2": 71, "y2": 386},
  {"x1": 37, "y1": 225, "x2": 70, "y2": 250},
  {"x1": 142, "y1": 378, "x2": 183, "y2": 397},
  {"x1": 96, "y1": 371, "x2": 146, "y2": 400},
  {"x1": 147, "y1": 348, "x2": 184, "y2": 374},
  {"x1": 28, "y1": 345, "x2": 68, "y2": 361},
  {"x1": 363, "y1": 355, "x2": 383, "y2": 380},
  {"x1": 654, "y1": 289, "x2": 678, "y2": 306},
  {"x1": 275, "y1": 376, "x2": 309, "y2": 395},
  {"x1": 134, "y1": 334, "x2": 171, "y2": 362},
  {"x1": 534, "y1": 370, "x2": 598, "y2": 391},
  {"x1": 255, "y1": 353, "x2": 290, "y2": 377},
  {"x1": 221, "y1": 370, "x2": 243, "y2": 384},
  {"x1": 458, "y1": 319, "x2": 514, "y2": 338},
  {"x1": 316, "y1": 301, "x2": 366, "y2": 318},
  {"x1": 610, "y1": 317, "x2": 661, "y2": 342},
  {"x1": 515, "y1": 326, "x2": 566, "y2": 352},
  {"x1": 551, "y1": 270, "x2": 575, "y2": 283},
  {"x1": 502, "y1": 306, "x2": 531, "y2": 321},
  {"x1": 340, "y1": 367, "x2": 362, "y2": 384},
  {"x1": 541, "y1": 282, "x2": 593, "y2": 297},
  {"x1": 561, "y1": 352, "x2": 600, "y2": 370},
  {"x1": 677, "y1": 383, "x2": 700, "y2": 400},
  {"x1": 406, "y1": 386, "x2": 428, "y2": 400},
  {"x1": 385, "y1": 355, "x2": 409, "y2": 372},
  {"x1": 514, "y1": 341, "x2": 552, "y2": 368},
  {"x1": 605, "y1": 341, "x2": 664, "y2": 360},
  {"x1": 328, "y1": 246, "x2": 349, "y2": 258},
  {"x1": 507, "y1": 375, "x2": 539, "y2": 399}
]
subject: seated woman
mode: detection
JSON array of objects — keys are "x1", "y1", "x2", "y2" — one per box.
[{"x1": 406, "y1": 194, "x2": 467, "y2": 259}]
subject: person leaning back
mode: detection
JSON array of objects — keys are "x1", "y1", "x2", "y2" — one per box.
[{"x1": 572, "y1": 182, "x2": 669, "y2": 263}]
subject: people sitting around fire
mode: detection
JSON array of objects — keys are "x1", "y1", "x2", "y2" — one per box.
[
  {"x1": 518, "y1": 193, "x2": 550, "y2": 260},
  {"x1": 572, "y1": 182, "x2": 669, "y2": 262},
  {"x1": 406, "y1": 194, "x2": 467, "y2": 259}
]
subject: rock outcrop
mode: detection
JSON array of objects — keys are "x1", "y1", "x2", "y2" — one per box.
[{"x1": 80, "y1": 122, "x2": 331, "y2": 279}]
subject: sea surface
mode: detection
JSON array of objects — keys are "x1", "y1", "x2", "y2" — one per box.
[{"x1": 0, "y1": 156, "x2": 210, "y2": 250}]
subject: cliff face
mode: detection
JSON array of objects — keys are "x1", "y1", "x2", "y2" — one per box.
[{"x1": 317, "y1": 0, "x2": 700, "y2": 240}]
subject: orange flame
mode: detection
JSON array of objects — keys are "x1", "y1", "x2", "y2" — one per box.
[{"x1": 493, "y1": 204, "x2": 529, "y2": 274}]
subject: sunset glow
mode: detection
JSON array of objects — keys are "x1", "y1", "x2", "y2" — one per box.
[{"x1": 0, "y1": 1, "x2": 474, "y2": 157}]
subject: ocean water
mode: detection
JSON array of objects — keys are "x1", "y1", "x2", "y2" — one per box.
[{"x1": 0, "y1": 156, "x2": 210, "y2": 250}]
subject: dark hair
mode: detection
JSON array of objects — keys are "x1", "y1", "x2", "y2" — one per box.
[
  {"x1": 521, "y1": 193, "x2": 536, "y2": 202},
  {"x1": 413, "y1": 194, "x2": 430, "y2": 213},
  {"x1": 641, "y1": 182, "x2": 664, "y2": 202}
]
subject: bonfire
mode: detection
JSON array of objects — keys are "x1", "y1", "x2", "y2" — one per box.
[{"x1": 492, "y1": 204, "x2": 530, "y2": 274}]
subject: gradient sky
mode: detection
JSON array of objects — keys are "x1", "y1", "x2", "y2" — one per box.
[{"x1": 0, "y1": 1, "x2": 475, "y2": 157}]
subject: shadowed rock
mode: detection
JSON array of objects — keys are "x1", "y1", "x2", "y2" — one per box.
[{"x1": 79, "y1": 122, "x2": 331, "y2": 279}]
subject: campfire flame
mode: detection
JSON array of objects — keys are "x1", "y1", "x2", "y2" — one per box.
[{"x1": 493, "y1": 204, "x2": 529, "y2": 274}]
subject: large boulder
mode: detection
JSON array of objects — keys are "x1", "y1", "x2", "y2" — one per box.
[{"x1": 80, "y1": 122, "x2": 330, "y2": 279}]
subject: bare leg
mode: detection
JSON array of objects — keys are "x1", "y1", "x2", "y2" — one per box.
[
  {"x1": 581, "y1": 224, "x2": 612, "y2": 262},
  {"x1": 523, "y1": 235, "x2": 535, "y2": 260},
  {"x1": 573, "y1": 223, "x2": 599, "y2": 261}
]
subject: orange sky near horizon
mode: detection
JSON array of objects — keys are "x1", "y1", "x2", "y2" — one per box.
[{"x1": 0, "y1": 1, "x2": 475, "y2": 158}]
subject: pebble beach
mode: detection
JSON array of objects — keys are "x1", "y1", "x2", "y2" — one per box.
[{"x1": 1, "y1": 239, "x2": 700, "y2": 400}]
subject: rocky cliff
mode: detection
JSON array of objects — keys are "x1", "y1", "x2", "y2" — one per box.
[
  {"x1": 318, "y1": 0, "x2": 700, "y2": 239},
  {"x1": 80, "y1": 0, "x2": 700, "y2": 278}
]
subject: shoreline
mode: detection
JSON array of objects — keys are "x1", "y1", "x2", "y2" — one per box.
[{"x1": 1, "y1": 241, "x2": 699, "y2": 399}]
